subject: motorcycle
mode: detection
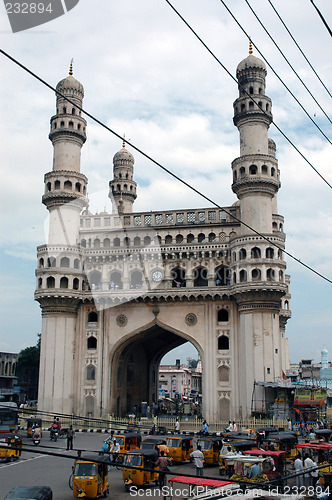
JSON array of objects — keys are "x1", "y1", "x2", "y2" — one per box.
[
  {"x1": 32, "y1": 436, "x2": 40, "y2": 446},
  {"x1": 50, "y1": 427, "x2": 59, "y2": 442}
]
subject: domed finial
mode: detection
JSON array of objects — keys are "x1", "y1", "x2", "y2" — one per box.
[
  {"x1": 69, "y1": 59, "x2": 73, "y2": 76},
  {"x1": 122, "y1": 134, "x2": 126, "y2": 149},
  {"x1": 249, "y1": 39, "x2": 253, "y2": 56}
]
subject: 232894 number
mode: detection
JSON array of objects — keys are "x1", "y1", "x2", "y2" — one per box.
[{"x1": 5, "y1": 3, "x2": 53, "y2": 14}]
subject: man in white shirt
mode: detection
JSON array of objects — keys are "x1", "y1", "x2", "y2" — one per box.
[
  {"x1": 190, "y1": 445, "x2": 204, "y2": 477},
  {"x1": 294, "y1": 455, "x2": 304, "y2": 488},
  {"x1": 304, "y1": 453, "x2": 316, "y2": 488},
  {"x1": 110, "y1": 439, "x2": 121, "y2": 462}
]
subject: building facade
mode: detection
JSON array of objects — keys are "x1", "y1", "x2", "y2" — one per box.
[{"x1": 35, "y1": 50, "x2": 291, "y2": 421}]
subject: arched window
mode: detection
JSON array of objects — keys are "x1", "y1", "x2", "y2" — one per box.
[
  {"x1": 102, "y1": 238, "x2": 110, "y2": 248},
  {"x1": 47, "y1": 256, "x2": 56, "y2": 267},
  {"x1": 266, "y1": 268, "x2": 275, "y2": 281},
  {"x1": 239, "y1": 269, "x2": 247, "y2": 282},
  {"x1": 88, "y1": 270, "x2": 102, "y2": 289},
  {"x1": 233, "y1": 170, "x2": 237, "y2": 181},
  {"x1": 284, "y1": 300, "x2": 289, "y2": 310},
  {"x1": 165, "y1": 235, "x2": 172, "y2": 244},
  {"x1": 176, "y1": 234, "x2": 183, "y2": 244},
  {"x1": 249, "y1": 164, "x2": 257, "y2": 175},
  {"x1": 38, "y1": 277, "x2": 42, "y2": 289},
  {"x1": 73, "y1": 278, "x2": 79, "y2": 290},
  {"x1": 75, "y1": 182, "x2": 81, "y2": 192},
  {"x1": 251, "y1": 268, "x2": 261, "y2": 280},
  {"x1": 88, "y1": 311, "x2": 98, "y2": 322},
  {"x1": 240, "y1": 167, "x2": 245, "y2": 178},
  {"x1": 262, "y1": 165, "x2": 268, "y2": 175},
  {"x1": 134, "y1": 236, "x2": 141, "y2": 246},
  {"x1": 271, "y1": 167, "x2": 275, "y2": 176},
  {"x1": 54, "y1": 180, "x2": 60, "y2": 190},
  {"x1": 64, "y1": 180, "x2": 72, "y2": 190},
  {"x1": 209, "y1": 232, "x2": 216, "y2": 242},
  {"x1": 60, "y1": 256, "x2": 70, "y2": 267},
  {"x1": 47, "y1": 276, "x2": 55, "y2": 288},
  {"x1": 86, "y1": 365, "x2": 95, "y2": 381},
  {"x1": 215, "y1": 266, "x2": 230, "y2": 286},
  {"x1": 249, "y1": 86, "x2": 253, "y2": 94},
  {"x1": 39, "y1": 258, "x2": 44, "y2": 268},
  {"x1": 187, "y1": 234, "x2": 194, "y2": 243},
  {"x1": 239, "y1": 248, "x2": 247, "y2": 260},
  {"x1": 251, "y1": 247, "x2": 261, "y2": 259},
  {"x1": 171, "y1": 267, "x2": 186, "y2": 288},
  {"x1": 266, "y1": 247, "x2": 274, "y2": 259},
  {"x1": 81, "y1": 239, "x2": 86, "y2": 248},
  {"x1": 249, "y1": 101, "x2": 254, "y2": 110},
  {"x1": 68, "y1": 121, "x2": 74, "y2": 128},
  {"x1": 279, "y1": 270, "x2": 284, "y2": 281},
  {"x1": 218, "y1": 335, "x2": 229, "y2": 350},
  {"x1": 198, "y1": 233, "x2": 205, "y2": 243},
  {"x1": 60, "y1": 121, "x2": 65, "y2": 128},
  {"x1": 113, "y1": 237, "x2": 120, "y2": 247},
  {"x1": 124, "y1": 237, "x2": 130, "y2": 247},
  {"x1": 144, "y1": 236, "x2": 151, "y2": 246},
  {"x1": 72, "y1": 259, "x2": 79, "y2": 270},
  {"x1": 47, "y1": 182, "x2": 51, "y2": 192},
  {"x1": 87, "y1": 336, "x2": 97, "y2": 350},
  {"x1": 72, "y1": 107, "x2": 75, "y2": 115},
  {"x1": 63, "y1": 106, "x2": 67, "y2": 114},
  {"x1": 218, "y1": 365, "x2": 230, "y2": 382},
  {"x1": 217, "y1": 309, "x2": 229, "y2": 322},
  {"x1": 241, "y1": 103, "x2": 245, "y2": 112},
  {"x1": 109, "y1": 271, "x2": 122, "y2": 289},
  {"x1": 94, "y1": 238, "x2": 100, "y2": 248},
  {"x1": 233, "y1": 272, "x2": 237, "y2": 284},
  {"x1": 130, "y1": 270, "x2": 143, "y2": 289},
  {"x1": 194, "y1": 267, "x2": 208, "y2": 287},
  {"x1": 60, "y1": 277, "x2": 68, "y2": 288}
]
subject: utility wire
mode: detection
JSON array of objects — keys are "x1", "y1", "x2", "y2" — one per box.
[
  {"x1": 244, "y1": 0, "x2": 332, "y2": 125},
  {"x1": 267, "y1": 0, "x2": 332, "y2": 99},
  {"x1": 0, "y1": 48, "x2": 331, "y2": 285},
  {"x1": 164, "y1": 0, "x2": 332, "y2": 190},
  {"x1": 218, "y1": 0, "x2": 332, "y2": 145},
  {"x1": 310, "y1": 0, "x2": 332, "y2": 37}
]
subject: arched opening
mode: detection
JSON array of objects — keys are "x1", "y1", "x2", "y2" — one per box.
[
  {"x1": 187, "y1": 234, "x2": 194, "y2": 243},
  {"x1": 267, "y1": 268, "x2": 275, "y2": 281},
  {"x1": 239, "y1": 248, "x2": 247, "y2": 260},
  {"x1": 64, "y1": 180, "x2": 72, "y2": 190},
  {"x1": 217, "y1": 309, "x2": 229, "y2": 322},
  {"x1": 197, "y1": 233, "x2": 205, "y2": 243},
  {"x1": 165, "y1": 235, "x2": 172, "y2": 245},
  {"x1": 251, "y1": 247, "x2": 261, "y2": 259},
  {"x1": 73, "y1": 278, "x2": 79, "y2": 290},
  {"x1": 208, "y1": 232, "x2": 216, "y2": 242},
  {"x1": 38, "y1": 277, "x2": 42, "y2": 289},
  {"x1": 47, "y1": 276, "x2": 55, "y2": 288},
  {"x1": 88, "y1": 311, "x2": 98, "y2": 323},
  {"x1": 144, "y1": 236, "x2": 151, "y2": 246},
  {"x1": 215, "y1": 265, "x2": 230, "y2": 286},
  {"x1": 266, "y1": 247, "x2": 274, "y2": 259},
  {"x1": 81, "y1": 239, "x2": 86, "y2": 248},
  {"x1": 171, "y1": 267, "x2": 186, "y2": 287},
  {"x1": 47, "y1": 256, "x2": 56, "y2": 267},
  {"x1": 60, "y1": 277, "x2": 68, "y2": 288},
  {"x1": 60, "y1": 256, "x2": 70, "y2": 267},
  {"x1": 39, "y1": 258, "x2": 44, "y2": 268},
  {"x1": 130, "y1": 270, "x2": 143, "y2": 289},
  {"x1": 109, "y1": 270, "x2": 123, "y2": 289},
  {"x1": 84, "y1": 396, "x2": 96, "y2": 418},
  {"x1": 193, "y1": 267, "x2": 208, "y2": 287},
  {"x1": 87, "y1": 336, "x2": 97, "y2": 350},
  {"x1": 249, "y1": 164, "x2": 257, "y2": 175},
  {"x1": 88, "y1": 270, "x2": 102, "y2": 290},
  {"x1": 94, "y1": 238, "x2": 100, "y2": 248},
  {"x1": 134, "y1": 236, "x2": 141, "y2": 247},
  {"x1": 74, "y1": 258, "x2": 80, "y2": 269},
  {"x1": 86, "y1": 365, "x2": 96, "y2": 381},
  {"x1": 251, "y1": 268, "x2": 261, "y2": 281},
  {"x1": 239, "y1": 269, "x2": 247, "y2": 282},
  {"x1": 218, "y1": 335, "x2": 229, "y2": 350},
  {"x1": 109, "y1": 323, "x2": 201, "y2": 416},
  {"x1": 113, "y1": 237, "x2": 120, "y2": 247},
  {"x1": 176, "y1": 234, "x2": 183, "y2": 244}
]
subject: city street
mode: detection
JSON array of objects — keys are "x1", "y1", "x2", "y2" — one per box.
[{"x1": 0, "y1": 431, "x2": 221, "y2": 499}]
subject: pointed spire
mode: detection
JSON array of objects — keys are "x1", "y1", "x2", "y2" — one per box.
[
  {"x1": 69, "y1": 59, "x2": 73, "y2": 76},
  {"x1": 249, "y1": 39, "x2": 253, "y2": 56},
  {"x1": 122, "y1": 134, "x2": 126, "y2": 149}
]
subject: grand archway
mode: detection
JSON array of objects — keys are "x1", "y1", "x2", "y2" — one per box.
[{"x1": 109, "y1": 323, "x2": 201, "y2": 416}]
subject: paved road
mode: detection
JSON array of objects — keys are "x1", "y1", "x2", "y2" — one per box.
[{"x1": 0, "y1": 432, "x2": 222, "y2": 499}]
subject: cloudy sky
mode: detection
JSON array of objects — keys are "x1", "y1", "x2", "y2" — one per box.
[{"x1": 0, "y1": 0, "x2": 331, "y2": 365}]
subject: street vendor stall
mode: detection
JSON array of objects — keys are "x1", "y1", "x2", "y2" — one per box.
[{"x1": 296, "y1": 443, "x2": 332, "y2": 487}]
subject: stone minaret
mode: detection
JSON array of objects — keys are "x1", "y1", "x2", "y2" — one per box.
[
  {"x1": 35, "y1": 63, "x2": 88, "y2": 414},
  {"x1": 109, "y1": 139, "x2": 137, "y2": 214},
  {"x1": 229, "y1": 44, "x2": 290, "y2": 416}
]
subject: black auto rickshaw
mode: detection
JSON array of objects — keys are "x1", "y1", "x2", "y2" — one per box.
[
  {"x1": 4, "y1": 486, "x2": 53, "y2": 499},
  {"x1": 0, "y1": 432, "x2": 23, "y2": 462},
  {"x1": 70, "y1": 454, "x2": 109, "y2": 498},
  {"x1": 122, "y1": 449, "x2": 159, "y2": 491},
  {"x1": 27, "y1": 418, "x2": 42, "y2": 438},
  {"x1": 315, "y1": 429, "x2": 332, "y2": 442},
  {"x1": 113, "y1": 431, "x2": 141, "y2": 454},
  {"x1": 196, "y1": 436, "x2": 223, "y2": 465},
  {"x1": 166, "y1": 434, "x2": 193, "y2": 462},
  {"x1": 265, "y1": 431, "x2": 298, "y2": 459},
  {"x1": 140, "y1": 436, "x2": 165, "y2": 452}
]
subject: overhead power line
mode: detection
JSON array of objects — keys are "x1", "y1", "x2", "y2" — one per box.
[
  {"x1": 218, "y1": 0, "x2": 332, "y2": 145},
  {"x1": 244, "y1": 0, "x2": 332, "y2": 125},
  {"x1": 310, "y1": 0, "x2": 332, "y2": 37},
  {"x1": 164, "y1": 0, "x2": 332, "y2": 191},
  {"x1": 267, "y1": 0, "x2": 332, "y2": 99},
  {"x1": 0, "y1": 48, "x2": 331, "y2": 285}
]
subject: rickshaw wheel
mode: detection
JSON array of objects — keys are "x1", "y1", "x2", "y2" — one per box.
[{"x1": 68, "y1": 473, "x2": 73, "y2": 490}]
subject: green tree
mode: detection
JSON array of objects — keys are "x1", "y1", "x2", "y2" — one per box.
[
  {"x1": 16, "y1": 335, "x2": 40, "y2": 401},
  {"x1": 187, "y1": 358, "x2": 198, "y2": 369}
]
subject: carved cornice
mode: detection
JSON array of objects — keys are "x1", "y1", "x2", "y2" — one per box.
[{"x1": 36, "y1": 296, "x2": 80, "y2": 315}]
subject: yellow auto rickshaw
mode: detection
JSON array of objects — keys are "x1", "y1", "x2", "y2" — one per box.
[
  {"x1": 27, "y1": 418, "x2": 42, "y2": 438},
  {"x1": 166, "y1": 434, "x2": 193, "y2": 463},
  {"x1": 70, "y1": 454, "x2": 109, "y2": 498},
  {"x1": 0, "y1": 433, "x2": 23, "y2": 462},
  {"x1": 196, "y1": 436, "x2": 223, "y2": 465},
  {"x1": 113, "y1": 431, "x2": 141, "y2": 454},
  {"x1": 140, "y1": 436, "x2": 165, "y2": 452},
  {"x1": 122, "y1": 449, "x2": 159, "y2": 491},
  {"x1": 266, "y1": 431, "x2": 298, "y2": 460}
]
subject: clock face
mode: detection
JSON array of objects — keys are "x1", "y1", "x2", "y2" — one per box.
[{"x1": 152, "y1": 270, "x2": 163, "y2": 282}]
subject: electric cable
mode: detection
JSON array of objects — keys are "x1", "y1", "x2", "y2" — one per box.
[
  {"x1": 163, "y1": 0, "x2": 332, "y2": 190},
  {"x1": 0, "y1": 48, "x2": 331, "y2": 285},
  {"x1": 310, "y1": 0, "x2": 332, "y2": 37},
  {"x1": 244, "y1": 0, "x2": 332, "y2": 125},
  {"x1": 267, "y1": 0, "x2": 332, "y2": 98},
  {"x1": 217, "y1": 0, "x2": 332, "y2": 144}
]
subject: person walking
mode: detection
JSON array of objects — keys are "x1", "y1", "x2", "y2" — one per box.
[
  {"x1": 294, "y1": 454, "x2": 304, "y2": 488},
  {"x1": 190, "y1": 445, "x2": 204, "y2": 477},
  {"x1": 175, "y1": 418, "x2": 180, "y2": 433},
  {"x1": 66, "y1": 425, "x2": 75, "y2": 450},
  {"x1": 155, "y1": 450, "x2": 171, "y2": 489}
]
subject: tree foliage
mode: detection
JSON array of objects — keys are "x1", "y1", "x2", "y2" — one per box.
[{"x1": 16, "y1": 335, "x2": 40, "y2": 401}]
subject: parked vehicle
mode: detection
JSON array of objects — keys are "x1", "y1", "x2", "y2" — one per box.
[
  {"x1": 70, "y1": 454, "x2": 109, "y2": 498},
  {"x1": 140, "y1": 436, "x2": 165, "y2": 452},
  {"x1": 4, "y1": 486, "x2": 53, "y2": 499},
  {"x1": 196, "y1": 436, "x2": 223, "y2": 465},
  {"x1": 122, "y1": 449, "x2": 159, "y2": 491},
  {"x1": 265, "y1": 431, "x2": 298, "y2": 460},
  {"x1": 0, "y1": 432, "x2": 22, "y2": 462},
  {"x1": 113, "y1": 431, "x2": 141, "y2": 454},
  {"x1": 0, "y1": 402, "x2": 19, "y2": 434},
  {"x1": 166, "y1": 434, "x2": 193, "y2": 463}
]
